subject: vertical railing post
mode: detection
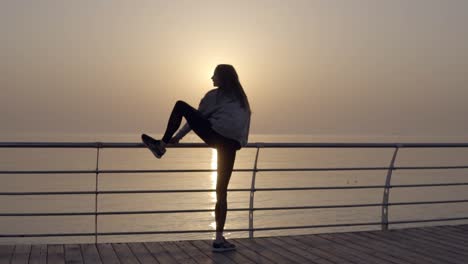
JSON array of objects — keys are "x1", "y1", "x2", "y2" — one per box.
[
  {"x1": 381, "y1": 146, "x2": 400, "y2": 231},
  {"x1": 94, "y1": 143, "x2": 102, "y2": 244},
  {"x1": 249, "y1": 144, "x2": 262, "y2": 239}
]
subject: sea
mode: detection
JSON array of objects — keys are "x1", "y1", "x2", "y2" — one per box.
[{"x1": 1, "y1": 134, "x2": 468, "y2": 244}]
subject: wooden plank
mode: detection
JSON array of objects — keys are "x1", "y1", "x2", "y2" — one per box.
[
  {"x1": 291, "y1": 235, "x2": 358, "y2": 264},
  {"x1": 408, "y1": 234, "x2": 468, "y2": 264},
  {"x1": 160, "y1": 241, "x2": 198, "y2": 264},
  {"x1": 254, "y1": 237, "x2": 314, "y2": 264},
  {"x1": 10, "y1": 244, "x2": 31, "y2": 264},
  {"x1": 320, "y1": 232, "x2": 409, "y2": 264},
  {"x1": 265, "y1": 237, "x2": 323, "y2": 263},
  {"x1": 269, "y1": 236, "x2": 334, "y2": 264},
  {"x1": 280, "y1": 235, "x2": 346, "y2": 264},
  {"x1": 448, "y1": 225, "x2": 468, "y2": 236},
  {"x1": 0, "y1": 245, "x2": 15, "y2": 264},
  {"x1": 358, "y1": 231, "x2": 446, "y2": 264},
  {"x1": 441, "y1": 225, "x2": 468, "y2": 234},
  {"x1": 200, "y1": 239, "x2": 255, "y2": 264},
  {"x1": 190, "y1": 240, "x2": 235, "y2": 264},
  {"x1": 143, "y1": 242, "x2": 177, "y2": 264},
  {"x1": 234, "y1": 238, "x2": 300, "y2": 264},
  {"x1": 64, "y1": 244, "x2": 84, "y2": 264},
  {"x1": 442, "y1": 226, "x2": 468, "y2": 242},
  {"x1": 80, "y1": 244, "x2": 102, "y2": 264},
  {"x1": 448, "y1": 225, "x2": 466, "y2": 232},
  {"x1": 385, "y1": 228, "x2": 466, "y2": 258},
  {"x1": 218, "y1": 239, "x2": 275, "y2": 264},
  {"x1": 455, "y1": 224, "x2": 468, "y2": 231},
  {"x1": 302, "y1": 233, "x2": 374, "y2": 264},
  {"x1": 173, "y1": 241, "x2": 213, "y2": 264},
  {"x1": 112, "y1": 243, "x2": 139, "y2": 264},
  {"x1": 96, "y1": 243, "x2": 120, "y2": 264},
  {"x1": 420, "y1": 225, "x2": 467, "y2": 238},
  {"x1": 379, "y1": 229, "x2": 468, "y2": 263},
  {"x1": 417, "y1": 227, "x2": 468, "y2": 250},
  {"x1": 29, "y1": 245, "x2": 47, "y2": 264},
  {"x1": 48, "y1": 245, "x2": 65, "y2": 264},
  {"x1": 339, "y1": 232, "x2": 432, "y2": 264},
  {"x1": 416, "y1": 227, "x2": 468, "y2": 248},
  {"x1": 127, "y1": 243, "x2": 158, "y2": 264},
  {"x1": 357, "y1": 231, "x2": 450, "y2": 264},
  {"x1": 390, "y1": 228, "x2": 468, "y2": 263},
  {"x1": 317, "y1": 233, "x2": 405, "y2": 264}
]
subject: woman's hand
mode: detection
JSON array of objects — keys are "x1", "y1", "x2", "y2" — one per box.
[{"x1": 169, "y1": 137, "x2": 180, "y2": 144}]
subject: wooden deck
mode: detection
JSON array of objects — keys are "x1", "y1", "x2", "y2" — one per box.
[{"x1": 1, "y1": 224, "x2": 467, "y2": 264}]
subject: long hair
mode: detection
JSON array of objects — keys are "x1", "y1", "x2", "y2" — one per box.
[{"x1": 214, "y1": 64, "x2": 251, "y2": 114}]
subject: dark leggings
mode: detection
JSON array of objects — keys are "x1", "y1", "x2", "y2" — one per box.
[{"x1": 162, "y1": 100, "x2": 239, "y2": 233}]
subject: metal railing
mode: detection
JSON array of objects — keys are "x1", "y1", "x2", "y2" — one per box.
[{"x1": 1, "y1": 142, "x2": 468, "y2": 243}]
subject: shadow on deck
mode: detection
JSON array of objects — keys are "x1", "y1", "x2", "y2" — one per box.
[{"x1": 2, "y1": 224, "x2": 467, "y2": 264}]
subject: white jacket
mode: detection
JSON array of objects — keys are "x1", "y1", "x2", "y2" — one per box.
[{"x1": 174, "y1": 88, "x2": 251, "y2": 147}]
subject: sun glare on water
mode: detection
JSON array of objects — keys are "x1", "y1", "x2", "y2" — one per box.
[{"x1": 209, "y1": 149, "x2": 217, "y2": 233}]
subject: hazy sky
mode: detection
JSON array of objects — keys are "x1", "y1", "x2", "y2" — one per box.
[{"x1": 2, "y1": 0, "x2": 468, "y2": 140}]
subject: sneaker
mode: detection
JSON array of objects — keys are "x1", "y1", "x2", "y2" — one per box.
[
  {"x1": 141, "y1": 134, "x2": 166, "y2": 159},
  {"x1": 212, "y1": 238, "x2": 236, "y2": 252}
]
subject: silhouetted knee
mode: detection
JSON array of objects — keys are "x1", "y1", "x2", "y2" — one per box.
[
  {"x1": 175, "y1": 100, "x2": 188, "y2": 109},
  {"x1": 174, "y1": 100, "x2": 191, "y2": 115}
]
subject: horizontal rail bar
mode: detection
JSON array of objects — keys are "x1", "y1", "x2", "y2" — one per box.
[
  {"x1": 3, "y1": 164, "x2": 468, "y2": 175},
  {"x1": 0, "y1": 223, "x2": 387, "y2": 237},
  {"x1": 0, "y1": 191, "x2": 95, "y2": 195},
  {"x1": 395, "y1": 166, "x2": 468, "y2": 170},
  {"x1": 2, "y1": 182, "x2": 467, "y2": 196},
  {"x1": 0, "y1": 205, "x2": 380, "y2": 216},
  {"x1": 391, "y1": 182, "x2": 468, "y2": 188},
  {"x1": 0, "y1": 212, "x2": 97, "y2": 216},
  {"x1": 0, "y1": 167, "x2": 389, "y2": 174},
  {"x1": 388, "y1": 199, "x2": 468, "y2": 206},
  {"x1": 2, "y1": 142, "x2": 468, "y2": 148},
  {"x1": 3, "y1": 199, "x2": 468, "y2": 216},
  {"x1": 388, "y1": 217, "x2": 468, "y2": 225},
  {"x1": 2, "y1": 216, "x2": 467, "y2": 237},
  {"x1": 0, "y1": 233, "x2": 96, "y2": 238},
  {"x1": 0, "y1": 189, "x2": 249, "y2": 195},
  {"x1": 0, "y1": 170, "x2": 99, "y2": 175}
]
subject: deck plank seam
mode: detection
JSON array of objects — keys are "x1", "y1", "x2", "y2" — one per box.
[
  {"x1": 360, "y1": 231, "x2": 458, "y2": 264},
  {"x1": 314, "y1": 234, "x2": 379, "y2": 264},
  {"x1": 246, "y1": 237, "x2": 303, "y2": 264},
  {"x1": 290, "y1": 235, "x2": 357, "y2": 264},
  {"x1": 232, "y1": 238, "x2": 285, "y2": 264},
  {"x1": 176, "y1": 240, "x2": 212, "y2": 264},
  {"x1": 255, "y1": 237, "x2": 312, "y2": 264},
  {"x1": 389, "y1": 229, "x2": 468, "y2": 259},
  {"x1": 338, "y1": 232, "x2": 430, "y2": 264},
  {"x1": 126, "y1": 243, "x2": 146, "y2": 264},
  {"x1": 265, "y1": 236, "x2": 324, "y2": 264},
  {"x1": 227, "y1": 239, "x2": 273, "y2": 264},
  {"x1": 141, "y1": 243, "x2": 162, "y2": 264},
  {"x1": 317, "y1": 233, "x2": 404, "y2": 264},
  {"x1": 356, "y1": 231, "x2": 446, "y2": 264},
  {"x1": 108, "y1": 243, "x2": 123, "y2": 264}
]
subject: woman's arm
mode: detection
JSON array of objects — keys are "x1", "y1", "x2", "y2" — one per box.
[{"x1": 172, "y1": 123, "x2": 191, "y2": 142}]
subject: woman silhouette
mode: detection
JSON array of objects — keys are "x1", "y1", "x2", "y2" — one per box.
[{"x1": 142, "y1": 64, "x2": 251, "y2": 252}]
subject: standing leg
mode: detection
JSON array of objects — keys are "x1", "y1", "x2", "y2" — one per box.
[{"x1": 215, "y1": 143, "x2": 237, "y2": 241}]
